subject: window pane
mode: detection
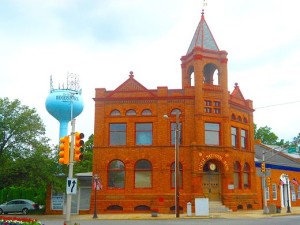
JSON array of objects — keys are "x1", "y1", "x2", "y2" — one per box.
[
  {"x1": 108, "y1": 160, "x2": 125, "y2": 188},
  {"x1": 136, "y1": 123, "x2": 152, "y2": 145},
  {"x1": 231, "y1": 127, "x2": 237, "y2": 147},
  {"x1": 108, "y1": 171, "x2": 125, "y2": 188},
  {"x1": 110, "y1": 124, "x2": 126, "y2": 145},
  {"x1": 241, "y1": 129, "x2": 247, "y2": 149},
  {"x1": 135, "y1": 171, "x2": 151, "y2": 188},
  {"x1": 205, "y1": 123, "x2": 220, "y2": 145}
]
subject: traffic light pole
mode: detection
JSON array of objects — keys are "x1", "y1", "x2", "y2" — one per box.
[
  {"x1": 65, "y1": 118, "x2": 75, "y2": 225},
  {"x1": 262, "y1": 150, "x2": 269, "y2": 214}
]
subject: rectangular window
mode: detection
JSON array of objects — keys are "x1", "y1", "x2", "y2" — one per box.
[
  {"x1": 214, "y1": 101, "x2": 221, "y2": 107},
  {"x1": 136, "y1": 123, "x2": 152, "y2": 145},
  {"x1": 110, "y1": 123, "x2": 126, "y2": 145},
  {"x1": 205, "y1": 100, "x2": 212, "y2": 106},
  {"x1": 204, "y1": 107, "x2": 212, "y2": 113},
  {"x1": 241, "y1": 129, "x2": 247, "y2": 149},
  {"x1": 231, "y1": 127, "x2": 237, "y2": 147},
  {"x1": 171, "y1": 122, "x2": 182, "y2": 145},
  {"x1": 272, "y1": 184, "x2": 277, "y2": 200},
  {"x1": 205, "y1": 122, "x2": 220, "y2": 145},
  {"x1": 298, "y1": 186, "x2": 300, "y2": 199},
  {"x1": 214, "y1": 108, "x2": 221, "y2": 114},
  {"x1": 234, "y1": 172, "x2": 239, "y2": 189},
  {"x1": 243, "y1": 172, "x2": 249, "y2": 188}
]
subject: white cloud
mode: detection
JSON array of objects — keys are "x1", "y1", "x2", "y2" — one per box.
[{"x1": 1, "y1": 0, "x2": 300, "y2": 144}]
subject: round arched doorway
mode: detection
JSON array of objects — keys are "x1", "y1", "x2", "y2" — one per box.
[{"x1": 202, "y1": 160, "x2": 221, "y2": 200}]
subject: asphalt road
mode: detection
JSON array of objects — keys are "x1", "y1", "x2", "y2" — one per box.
[{"x1": 39, "y1": 215, "x2": 300, "y2": 225}]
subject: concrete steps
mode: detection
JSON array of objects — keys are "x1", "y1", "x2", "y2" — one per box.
[{"x1": 209, "y1": 201, "x2": 232, "y2": 213}]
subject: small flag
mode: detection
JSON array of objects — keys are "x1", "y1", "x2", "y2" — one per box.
[
  {"x1": 93, "y1": 179, "x2": 103, "y2": 190},
  {"x1": 291, "y1": 178, "x2": 299, "y2": 185},
  {"x1": 279, "y1": 179, "x2": 284, "y2": 186}
]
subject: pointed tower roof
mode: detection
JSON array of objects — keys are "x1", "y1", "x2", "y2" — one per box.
[{"x1": 187, "y1": 10, "x2": 219, "y2": 54}]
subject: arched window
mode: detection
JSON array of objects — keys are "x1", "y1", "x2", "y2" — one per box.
[
  {"x1": 231, "y1": 114, "x2": 236, "y2": 120},
  {"x1": 171, "y1": 162, "x2": 183, "y2": 188},
  {"x1": 243, "y1": 163, "x2": 250, "y2": 188},
  {"x1": 126, "y1": 109, "x2": 136, "y2": 116},
  {"x1": 141, "y1": 109, "x2": 152, "y2": 116},
  {"x1": 108, "y1": 160, "x2": 125, "y2": 188},
  {"x1": 237, "y1": 116, "x2": 242, "y2": 122},
  {"x1": 234, "y1": 161, "x2": 241, "y2": 189},
  {"x1": 188, "y1": 66, "x2": 195, "y2": 87},
  {"x1": 243, "y1": 117, "x2": 248, "y2": 123},
  {"x1": 107, "y1": 205, "x2": 123, "y2": 211},
  {"x1": 135, "y1": 160, "x2": 152, "y2": 188},
  {"x1": 110, "y1": 109, "x2": 121, "y2": 116},
  {"x1": 203, "y1": 63, "x2": 219, "y2": 85}
]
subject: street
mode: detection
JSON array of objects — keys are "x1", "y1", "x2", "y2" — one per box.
[{"x1": 38, "y1": 215, "x2": 300, "y2": 225}]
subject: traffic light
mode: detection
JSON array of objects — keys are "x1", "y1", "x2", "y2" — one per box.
[
  {"x1": 266, "y1": 177, "x2": 271, "y2": 187},
  {"x1": 261, "y1": 163, "x2": 266, "y2": 173},
  {"x1": 74, "y1": 132, "x2": 84, "y2": 162},
  {"x1": 59, "y1": 136, "x2": 70, "y2": 164}
]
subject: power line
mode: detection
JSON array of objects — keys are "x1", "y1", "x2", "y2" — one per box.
[{"x1": 255, "y1": 100, "x2": 300, "y2": 110}]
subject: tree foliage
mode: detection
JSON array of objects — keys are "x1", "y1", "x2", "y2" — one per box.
[
  {"x1": 254, "y1": 124, "x2": 286, "y2": 146},
  {"x1": 0, "y1": 98, "x2": 60, "y2": 189}
]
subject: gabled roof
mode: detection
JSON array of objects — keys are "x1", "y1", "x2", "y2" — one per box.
[
  {"x1": 255, "y1": 143, "x2": 300, "y2": 170},
  {"x1": 231, "y1": 83, "x2": 245, "y2": 101},
  {"x1": 186, "y1": 10, "x2": 219, "y2": 55},
  {"x1": 106, "y1": 71, "x2": 156, "y2": 98}
]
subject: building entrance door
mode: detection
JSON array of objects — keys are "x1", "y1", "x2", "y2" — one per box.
[{"x1": 202, "y1": 173, "x2": 221, "y2": 200}]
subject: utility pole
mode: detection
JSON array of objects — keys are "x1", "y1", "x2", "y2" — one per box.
[{"x1": 262, "y1": 150, "x2": 269, "y2": 214}]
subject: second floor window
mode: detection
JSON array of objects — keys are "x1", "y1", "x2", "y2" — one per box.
[
  {"x1": 231, "y1": 127, "x2": 237, "y2": 147},
  {"x1": 136, "y1": 123, "x2": 152, "y2": 145},
  {"x1": 241, "y1": 129, "x2": 247, "y2": 149},
  {"x1": 110, "y1": 123, "x2": 126, "y2": 145},
  {"x1": 205, "y1": 122, "x2": 220, "y2": 145}
]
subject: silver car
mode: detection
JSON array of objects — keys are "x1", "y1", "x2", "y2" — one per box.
[{"x1": 0, "y1": 199, "x2": 39, "y2": 215}]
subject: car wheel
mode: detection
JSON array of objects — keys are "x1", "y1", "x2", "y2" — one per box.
[
  {"x1": 0, "y1": 208, "x2": 3, "y2": 214},
  {"x1": 22, "y1": 208, "x2": 29, "y2": 215}
]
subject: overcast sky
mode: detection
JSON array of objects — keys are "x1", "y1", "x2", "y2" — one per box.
[{"x1": 1, "y1": 0, "x2": 300, "y2": 145}]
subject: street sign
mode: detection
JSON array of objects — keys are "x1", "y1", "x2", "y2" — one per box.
[{"x1": 66, "y1": 178, "x2": 78, "y2": 195}]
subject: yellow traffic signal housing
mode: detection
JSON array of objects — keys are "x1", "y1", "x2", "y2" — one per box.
[
  {"x1": 261, "y1": 163, "x2": 266, "y2": 173},
  {"x1": 74, "y1": 132, "x2": 84, "y2": 162},
  {"x1": 266, "y1": 177, "x2": 271, "y2": 187},
  {"x1": 59, "y1": 136, "x2": 70, "y2": 164}
]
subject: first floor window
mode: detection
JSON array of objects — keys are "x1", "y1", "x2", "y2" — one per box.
[
  {"x1": 136, "y1": 123, "x2": 152, "y2": 145},
  {"x1": 243, "y1": 163, "x2": 250, "y2": 188},
  {"x1": 234, "y1": 161, "x2": 241, "y2": 189},
  {"x1": 205, "y1": 122, "x2": 220, "y2": 145},
  {"x1": 110, "y1": 123, "x2": 126, "y2": 145},
  {"x1": 135, "y1": 160, "x2": 152, "y2": 188},
  {"x1": 108, "y1": 160, "x2": 125, "y2": 188}
]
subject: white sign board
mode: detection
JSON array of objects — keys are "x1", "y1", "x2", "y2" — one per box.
[
  {"x1": 195, "y1": 198, "x2": 209, "y2": 216},
  {"x1": 66, "y1": 178, "x2": 77, "y2": 195}
]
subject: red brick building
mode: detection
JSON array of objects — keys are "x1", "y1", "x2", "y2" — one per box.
[{"x1": 92, "y1": 11, "x2": 260, "y2": 213}]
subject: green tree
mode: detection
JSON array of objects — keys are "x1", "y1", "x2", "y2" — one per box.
[
  {"x1": 254, "y1": 124, "x2": 285, "y2": 145},
  {"x1": 0, "y1": 97, "x2": 60, "y2": 189}
]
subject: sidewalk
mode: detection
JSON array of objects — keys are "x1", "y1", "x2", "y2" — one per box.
[{"x1": 32, "y1": 207, "x2": 300, "y2": 220}]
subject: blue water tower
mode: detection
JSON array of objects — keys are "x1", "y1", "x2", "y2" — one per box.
[{"x1": 45, "y1": 74, "x2": 84, "y2": 141}]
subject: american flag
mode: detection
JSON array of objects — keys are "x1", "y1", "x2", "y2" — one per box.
[
  {"x1": 279, "y1": 179, "x2": 284, "y2": 186},
  {"x1": 291, "y1": 178, "x2": 299, "y2": 186},
  {"x1": 93, "y1": 179, "x2": 103, "y2": 190}
]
